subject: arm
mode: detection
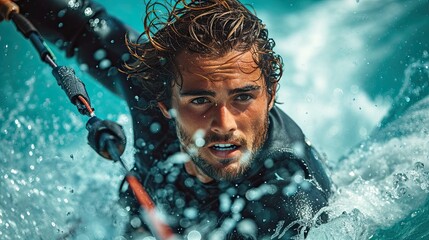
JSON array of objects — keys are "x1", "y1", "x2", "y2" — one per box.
[
  {"x1": 16, "y1": 0, "x2": 175, "y2": 171},
  {"x1": 16, "y1": 0, "x2": 140, "y2": 98}
]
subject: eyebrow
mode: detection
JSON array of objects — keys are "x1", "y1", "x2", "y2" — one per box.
[
  {"x1": 179, "y1": 85, "x2": 262, "y2": 97},
  {"x1": 229, "y1": 85, "x2": 261, "y2": 95}
]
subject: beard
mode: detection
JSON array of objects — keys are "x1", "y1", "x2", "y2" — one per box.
[{"x1": 175, "y1": 114, "x2": 269, "y2": 181}]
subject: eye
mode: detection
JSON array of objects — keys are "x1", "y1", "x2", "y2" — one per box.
[
  {"x1": 191, "y1": 97, "x2": 210, "y2": 105},
  {"x1": 235, "y1": 94, "x2": 253, "y2": 101}
]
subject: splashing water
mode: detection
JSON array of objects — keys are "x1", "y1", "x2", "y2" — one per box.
[
  {"x1": 305, "y1": 58, "x2": 429, "y2": 239},
  {"x1": 0, "y1": 0, "x2": 428, "y2": 239}
]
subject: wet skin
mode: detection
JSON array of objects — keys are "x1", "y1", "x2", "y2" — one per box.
[{"x1": 158, "y1": 50, "x2": 275, "y2": 183}]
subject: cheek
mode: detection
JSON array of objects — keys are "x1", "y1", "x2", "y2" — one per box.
[
  {"x1": 174, "y1": 105, "x2": 207, "y2": 132},
  {"x1": 249, "y1": 115, "x2": 264, "y2": 131},
  {"x1": 244, "y1": 106, "x2": 269, "y2": 133},
  {"x1": 247, "y1": 99, "x2": 269, "y2": 119}
]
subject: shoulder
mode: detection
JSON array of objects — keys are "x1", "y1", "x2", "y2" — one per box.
[
  {"x1": 258, "y1": 105, "x2": 333, "y2": 199},
  {"x1": 268, "y1": 106, "x2": 305, "y2": 147},
  {"x1": 246, "y1": 146, "x2": 332, "y2": 238}
]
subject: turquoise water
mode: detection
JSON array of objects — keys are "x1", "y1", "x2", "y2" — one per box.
[{"x1": 1, "y1": 0, "x2": 429, "y2": 239}]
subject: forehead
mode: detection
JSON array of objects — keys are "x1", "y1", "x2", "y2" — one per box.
[{"x1": 174, "y1": 50, "x2": 264, "y2": 88}]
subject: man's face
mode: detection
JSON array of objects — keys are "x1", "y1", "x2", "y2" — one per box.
[{"x1": 159, "y1": 50, "x2": 275, "y2": 181}]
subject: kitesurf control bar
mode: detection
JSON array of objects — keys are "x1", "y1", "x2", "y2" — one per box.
[
  {"x1": 1, "y1": 1, "x2": 174, "y2": 238},
  {"x1": 52, "y1": 66, "x2": 94, "y2": 116},
  {"x1": 1, "y1": 0, "x2": 93, "y2": 116}
]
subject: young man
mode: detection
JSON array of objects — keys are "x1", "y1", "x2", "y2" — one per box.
[{"x1": 17, "y1": 0, "x2": 332, "y2": 238}]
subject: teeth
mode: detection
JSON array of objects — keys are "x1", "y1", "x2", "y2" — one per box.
[
  {"x1": 212, "y1": 144, "x2": 237, "y2": 151},
  {"x1": 215, "y1": 144, "x2": 233, "y2": 147}
]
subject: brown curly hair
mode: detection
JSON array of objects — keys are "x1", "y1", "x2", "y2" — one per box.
[{"x1": 123, "y1": 0, "x2": 283, "y2": 106}]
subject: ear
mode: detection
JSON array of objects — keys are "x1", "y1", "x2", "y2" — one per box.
[
  {"x1": 158, "y1": 102, "x2": 172, "y2": 119},
  {"x1": 268, "y1": 83, "x2": 277, "y2": 110}
]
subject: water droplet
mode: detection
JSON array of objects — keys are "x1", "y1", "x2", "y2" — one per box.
[
  {"x1": 395, "y1": 172, "x2": 409, "y2": 182},
  {"x1": 168, "y1": 108, "x2": 177, "y2": 118},
  {"x1": 195, "y1": 138, "x2": 205, "y2": 148},
  {"x1": 14, "y1": 119, "x2": 21, "y2": 128},
  {"x1": 187, "y1": 230, "x2": 202, "y2": 240},
  {"x1": 130, "y1": 217, "x2": 141, "y2": 228},
  {"x1": 84, "y1": 7, "x2": 93, "y2": 16},
  {"x1": 55, "y1": 39, "x2": 64, "y2": 48},
  {"x1": 80, "y1": 63, "x2": 89, "y2": 72},
  {"x1": 57, "y1": 9, "x2": 67, "y2": 18},
  {"x1": 414, "y1": 162, "x2": 424, "y2": 170},
  {"x1": 237, "y1": 219, "x2": 257, "y2": 237},
  {"x1": 231, "y1": 198, "x2": 245, "y2": 214},
  {"x1": 99, "y1": 59, "x2": 111, "y2": 69},
  {"x1": 283, "y1": 184, "x2": 297, "y2": 196},
  {"x1": 167, "y1": 152, "x2": 188, "y2": 164},
  {"x1": 135, "y1": 138, "x2": 146, "y2": 148},
  {"x1": 184, "y1": 207, "x2": 198, "y2": 219},
  {"x1": 292, "y1": 142, "x2": 304, "y2": 158},
  {"x1": 192, "y1": 129, "x2": 206, "y2": 147},
  {"x1": 93, "y1": 49, "x2": 107, "y2": 61},
  {"x1": 292, "y1": 172, "x2": 304, "y2": 184},
  {"x1": 121, "y1": 53, "x2": 130, "y2": 62},
  {"x1": 149, "y1": 122, "x2": 161, "y2": 134},
  {"x1": 398, "y1": 187, "x2": 407, "y2": 196},
  {"x1": 264, "y1": 158, "x2": 274, "y2": 168},
  {"x1": 68, "y1": 0, "x2": 80, "y2": 9},
  {"x1": 219, "y1": 193, "x2": 231, "y2": 212}
]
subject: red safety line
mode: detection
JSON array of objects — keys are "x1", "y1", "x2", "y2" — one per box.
[
  {"x1": 126, "y1": 175, "x2": 174, "y2": 239},
  {"x1": 77, "y1": 95, "x2": 94, "y2": 115}
]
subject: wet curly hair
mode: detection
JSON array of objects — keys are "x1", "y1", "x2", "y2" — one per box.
[{"x1": 123, "y1": 0, "x2": 283, "y2": 106}]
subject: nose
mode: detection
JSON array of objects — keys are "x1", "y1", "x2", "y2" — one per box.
[{"x1": 210, "y1": 104, "x2": 237, "y2": 134}]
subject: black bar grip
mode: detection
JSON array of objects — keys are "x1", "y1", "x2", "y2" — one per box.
[
  {"x1": 10, "y1": 13, "x2": 56, "y2": 65},
  {"x1": 52, "y1": 66, "x2": 92, "y2": 115},
  {"x1": 28, "y1": 33, "x2": 51, "y2": 62},
  {"x1": 10, "y1": 12, "x2": 37, "y2": 38},
  {"x1": 86, "y1": 116, "x2": 126, "y2": 160}
]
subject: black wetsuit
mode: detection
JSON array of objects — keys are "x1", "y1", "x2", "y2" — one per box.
[{"x1": 17, "y1": 0, "x2": 332, "y2": 238}]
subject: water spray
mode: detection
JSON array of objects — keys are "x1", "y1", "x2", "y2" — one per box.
[{"x1": 0, "y1": 1, "x2": 173, "y2": 238}]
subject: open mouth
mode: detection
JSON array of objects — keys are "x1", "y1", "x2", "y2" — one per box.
[
  {"x1": 210, "y1": 143, "x2": 239, "y2": 151},
  {"x1": 208, "y1": 143, "x2": 241, "y2": 160}
]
